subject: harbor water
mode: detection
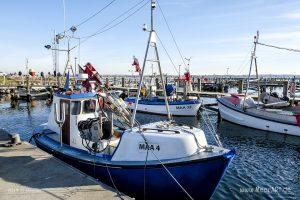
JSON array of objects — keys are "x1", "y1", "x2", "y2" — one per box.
[{"x1": 0, "y1": 100, "x2": 299, "y2": 199}]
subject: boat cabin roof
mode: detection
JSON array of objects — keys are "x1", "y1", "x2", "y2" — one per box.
[{"x1": 54, "y1": 92, "x2": 97, "y2": 100}]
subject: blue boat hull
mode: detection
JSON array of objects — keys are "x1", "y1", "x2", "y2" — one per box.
[{"x1": 34, "y1": 134, "x2": 234, "y2": 200}]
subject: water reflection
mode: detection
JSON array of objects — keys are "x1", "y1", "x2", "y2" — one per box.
[{"x1": 218, "y1": 120, "x2": 300, "y2": 146}]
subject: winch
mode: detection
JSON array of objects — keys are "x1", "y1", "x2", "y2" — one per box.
[{"x1": 78, "y1": 117, "x2": 112, "y2": 152}]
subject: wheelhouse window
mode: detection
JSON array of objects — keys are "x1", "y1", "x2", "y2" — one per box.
[
  {"x1": 83, "y1": 99, "x2": 96, "y2": 114},
  {"x1": 71, "y1": 101, "x2": 81, "y2": 115},
  {"x1": 60, "y1": 101, "x2": 70, "y2": 115}
]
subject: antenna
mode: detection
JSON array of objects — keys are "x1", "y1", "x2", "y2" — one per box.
[
  {"x1": 25, "y1": 58, "x2": 29, "y2": 75},
  {"x1": 184, "y1": 57, "x2": 192, "y2": 70},
  {"x1": 62, "y1": 0, "x2": 66, "y2": 36}
]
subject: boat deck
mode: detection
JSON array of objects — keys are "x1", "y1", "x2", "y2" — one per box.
[{"x1": 0, "y1": 129, "x2": 129, "y2": 200}]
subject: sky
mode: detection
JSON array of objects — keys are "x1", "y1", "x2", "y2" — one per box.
[{"x1": 0, "y1": 0, "x2": 300, "y2": 75}]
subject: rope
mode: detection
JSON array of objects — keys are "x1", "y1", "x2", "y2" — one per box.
[
  {"x1": 257, "y1": 42, "x2": 300, "y2": 53},
  {"x1": 104, "y1": 137, "x2": 125, "y2": 199},
  {"x1": 143, "y1": 146, "x2": 149, "y2": 200},
  {"x1": 138, "y1": 131, "x2": 194, "y2": 200},
  {"x1": 200, "y1": 109, "x2": 222, "y2": 147},
  {"x1": 204, "y1": 109, "x2": 222, "y2": 147},
  {"x1": 149, "y1": 145, "x2": 194, "y2": 200},
  {"x1": 156, "y1": 0, "x2": 188, "y2": 69}
]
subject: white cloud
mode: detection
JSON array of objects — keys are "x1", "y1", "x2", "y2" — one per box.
[{"x1": 281, "y1": 11, "x2": 300, "y2": 19}]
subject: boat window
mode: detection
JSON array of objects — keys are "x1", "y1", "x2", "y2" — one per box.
[
  {"x1": 60, "y1": 101, "x2": 70, "y2": 115},
  {"x1": 71, "y1": 101, "x2": 81, "y2": 115},
  {"x1": 83, "y1": 99, "x2": 96, "y2": 114}
]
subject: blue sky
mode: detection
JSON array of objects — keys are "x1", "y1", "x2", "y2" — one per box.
[{"x1": 0, "y1": 0, "x2": 300, "y2": 75}]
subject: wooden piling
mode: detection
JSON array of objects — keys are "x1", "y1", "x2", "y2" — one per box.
[
  {"x1": 197, "y1": 78, "x2": 201, "y2": 92},
  {"x1": 121, "y1": 77, "x2": 125, "y2": 87},
  {"x1": 283, "y1": 81, "x2": 289, "y2": 97},
  {"x1": 238, "y1": 80, "x2": 244, "y2": 94},
  {"x1": 156, "y1": 78, "x2": 159, "y2": 89}
]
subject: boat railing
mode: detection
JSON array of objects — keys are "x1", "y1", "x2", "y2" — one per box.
[{"x1": 141, "y1": 127, "x2": 180, "y2": 134}]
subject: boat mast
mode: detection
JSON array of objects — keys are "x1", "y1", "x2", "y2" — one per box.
[
  {"x1": 254, "y1": 31, "x2": 260, "y2": 101},
  {"x1": 25, "y1": 58, "x2": 30, "y2": 94},
  {"x1": 243, "y1": 31, "x2": 259, "y2": 108},
  {"x1": 131, "y1": 0, "x2": 171, "y2": 128}
]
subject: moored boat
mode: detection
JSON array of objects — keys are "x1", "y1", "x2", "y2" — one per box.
[
  {"x1": 125, "y1": 96, "x2": 201, "y2": 116},
  {"x1": 33, "y1": 93, "x2": 234, "y2": 199},
  {"x1": 33, "y1": 90, "x2": 235, "y2": 199},
  {"x1": 217, "y1": 32, "x2": 300, "y2": 136},
  {"x1": 217, "y1": 94, "x2": 300, "y2": 136}
]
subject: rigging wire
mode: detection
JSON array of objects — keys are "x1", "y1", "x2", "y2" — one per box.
[
  {"x1": 75, "y1": 0, "x2": 149, "y2": 47},
  {"x1": 103, "y1": 139, "x2": 127, "y2": 199},
  {"x1": 156, "y1": 32, "x2": 179, "y2": 74},
  {"x1": 156, "y1": 0, "x2": 188, "y2": 69},
  {"x1": 58, "y1": 0, "x2": 117, "y2": 35},
  {"x1": 138, "y1": 131, "x2": 194, "y2": 200},
  {"x1": 201, "y1": 109, "x2": 222, "y2": 147},
  {"x1": 76, "y1": 0, "x2": 118, "y2": 28},
  {"x1": 235, "y1": 44, "x2": 254, "y2": 75},
  {"x1": 257, "y1": 42, "x2": 300, "y2": 53}
]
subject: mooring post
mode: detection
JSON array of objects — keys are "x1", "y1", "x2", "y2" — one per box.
[
  {"x1": 121, "y1": 77, "x2": 125, "y2": 87},
  {"x1": 192, "y1": 76, "x2": 195, "y2": 90},
  {"x1": 197, "y1": 77, "x2": 201, "y2": 92},
  {"x1": 238, "y1": 79, "x2": 244, "y2": 94},
  {"x1": 165, "y1": 76, "x2": 168, "y2": 86},
  {"x1": 155, "y1": 78, "x2": 159, "y2": 89},
  {"x1": 113, "y1": 76, "x2": 116, "y2": 85},
  {"x1": 26, "y1": 75, "x2": 30, "y2": 94},
  {"x1": 183, "y1": 81, "x2": 187, "y2": 100},
  {"x1": 283, "y1": 80, "x2": 289, "y2": 98}
]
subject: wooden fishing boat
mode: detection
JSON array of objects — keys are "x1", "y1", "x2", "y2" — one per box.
[{"x1": 218, "y1": 31, "x2": 300, "y2": 136}]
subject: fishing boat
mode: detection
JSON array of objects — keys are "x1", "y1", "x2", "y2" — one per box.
[
  {"x1": 125, "y1": 70, "x2": 201, "y2": 117},
  {"x1": 32, "y1": 72, "x2": 234, "y2": 199},
  {"x1": 124, "y1": 32, "x2": 201, "y2": 117},
  {"x1": 217, "y1": 94, "x2": 300, "y2": 136},
  {"x1": 217, "y1": 32, "x2": 300, "y2": 136},
  {"x1": 33, "y1": 1, "x2": 235, "y2": 199},
  {"x1": 125, "y1": 96, "x2": 201, "y2": 116}
]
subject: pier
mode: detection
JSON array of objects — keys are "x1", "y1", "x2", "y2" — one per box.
[
  {"x1": 0, "y1": 129, "x2": 128, "y2": 200},
  {"x1": 1, "y1": 74, "x2": 299, "y2": 92}
]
